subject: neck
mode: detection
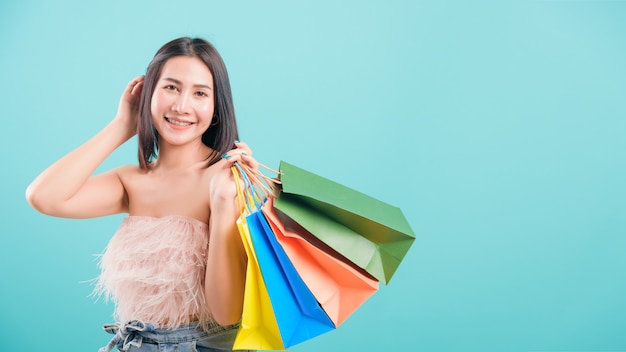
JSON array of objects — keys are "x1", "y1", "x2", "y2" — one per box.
[{"x1": 152, "y1": 141, "x2": 213, "y2": 171}]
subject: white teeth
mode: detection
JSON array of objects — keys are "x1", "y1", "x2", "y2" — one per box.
[{"x1": 166, "y1": 117, "x2": 192, "y2": 126}]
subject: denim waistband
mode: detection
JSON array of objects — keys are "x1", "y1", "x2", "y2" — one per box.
[{"x1": 98, "y1": 320, "x2": 240, "y2": 352}]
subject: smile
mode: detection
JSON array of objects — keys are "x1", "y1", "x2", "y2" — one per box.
[{"x1": 165, "y1": 117, "x2": 193, "y2": 127}]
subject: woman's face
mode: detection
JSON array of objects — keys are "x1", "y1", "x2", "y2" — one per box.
[{"x1": 150, "y1": 56, "x2": 215, "y2": 148}]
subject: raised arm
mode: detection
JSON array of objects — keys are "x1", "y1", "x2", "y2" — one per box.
[
  {"x1": 204, "y1": 143, "x2": 257, "y2": 326},
  {"x1": 25, "y1": 76, "x2": 144, "y2": 218}
]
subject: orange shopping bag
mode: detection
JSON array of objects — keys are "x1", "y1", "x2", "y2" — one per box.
[{"x1": 262, "y1": 198, "x2": 379, "y2": 327}]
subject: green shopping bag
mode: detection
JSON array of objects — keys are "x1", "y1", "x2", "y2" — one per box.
[{"x1": 273, "y1": 161, "x2": 415, "y2": 284}]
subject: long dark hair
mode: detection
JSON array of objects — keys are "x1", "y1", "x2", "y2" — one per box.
[{"x1": 137, "y1": 37, "x2": 239, "y2": 169}]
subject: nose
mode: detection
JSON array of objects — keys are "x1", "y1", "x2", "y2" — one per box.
[{"x1": 172, "y1": 92, "x2": 191, "y2": 114}]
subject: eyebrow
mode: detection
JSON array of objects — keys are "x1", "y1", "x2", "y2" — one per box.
[{"x1": 163, "y1": 77, "x2": 212, "y2": 90}]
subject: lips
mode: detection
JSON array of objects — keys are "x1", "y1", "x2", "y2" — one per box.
[{"x1": 165, "y1": 117, "x2": 193, "y2": 127}]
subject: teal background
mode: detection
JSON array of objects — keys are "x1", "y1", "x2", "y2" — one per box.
[{"x1": 1, "y1": 0, "x2": 625, "y2": 351}]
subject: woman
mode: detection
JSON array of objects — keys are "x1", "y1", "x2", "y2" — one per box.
[{"x1": 26, "y1": 37, "x2": 255, "y2": 352}]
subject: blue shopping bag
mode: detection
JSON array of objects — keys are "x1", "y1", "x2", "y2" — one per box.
[{"x1": 247, "y1": 210, "x2": 335, "y2": 348}]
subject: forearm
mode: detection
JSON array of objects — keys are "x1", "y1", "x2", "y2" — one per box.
[
  {"x1": 205, "y1": 206, "x2": 247, "y2": 326},
  {"x1": 26, "y1": 119, "x2": 131, "y2": 213}
]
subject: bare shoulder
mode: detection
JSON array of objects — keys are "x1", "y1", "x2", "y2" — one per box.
[
  {"x1": 114, "y1": 164, "x2": 148, "y2": 183},
  {"x1": 115, "y1": 164, "x2": 144, "y2": 176},
  {"x1": 112, "y1": 164, "x2": 147, "y2": 195}
]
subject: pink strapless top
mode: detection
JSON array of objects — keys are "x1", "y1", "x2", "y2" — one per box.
[{"x1": 94, "y1": 215, "x2": 213, "y2": 328}]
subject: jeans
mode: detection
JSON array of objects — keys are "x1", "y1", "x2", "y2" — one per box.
[{"x1": 98, "y1": 320, "x2": 254, "y2": 352}]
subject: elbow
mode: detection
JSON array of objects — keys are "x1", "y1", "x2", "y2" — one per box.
[
  {"x1": 212, "y1": 310, "x2": 242, "y2": 327},
  {"x1": 25, "y1": 184, "x2": 41, "y2": 211},
  {"x1": 206, "y1": 291, "x2": 244, "y2": 327},
  {"x1": 211, "y1": 302, "x2": 243, "y2": 326},
  {"x1": 25, "y1": 184, "x2": 54, "y2": 215}
]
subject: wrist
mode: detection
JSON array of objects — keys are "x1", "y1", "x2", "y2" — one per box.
[{"x1": 108, "y1": 117, "x2": 136, "y2": 143}]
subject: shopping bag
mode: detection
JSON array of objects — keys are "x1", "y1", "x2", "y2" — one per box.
[
  {"x1": 247, "y1": 210, "x2": 335, "y2": 347},
  {"x1": 232, "y1": 162, "x2": 335, "y2": 349},
  {"x1": 262, "y1": 199, "x2": 379, "y2": 327},
  {"x1": 232, "y1": 168, "x2": 284, "y2": 351},
  {"x1": 232, "y1": 160, "x2": 415, "y2": 348},
  {"x1": 274, "y1": 161, "x2": 416, "y2": 284}
]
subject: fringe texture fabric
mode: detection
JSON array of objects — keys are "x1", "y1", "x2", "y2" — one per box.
[{"x1": 94, "y1": 215, "x2": 214, "y2": 329}]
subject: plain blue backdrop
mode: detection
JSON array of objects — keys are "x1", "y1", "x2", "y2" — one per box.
[{"x1": 1, "y1": 0, "x2": 625, "y2": 351}]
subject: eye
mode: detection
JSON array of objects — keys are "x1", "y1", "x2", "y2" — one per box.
[
  {"x1": 195, "y1": 91, "x2": 209, "y2": 97},
  {"x1": 164, "y1": 84, "x2": 177, "y2": 91}
]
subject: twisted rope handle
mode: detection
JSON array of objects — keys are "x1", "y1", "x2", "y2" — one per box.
[{"x1": 231, "y1": 161, "x2": 281, "y2": 212}]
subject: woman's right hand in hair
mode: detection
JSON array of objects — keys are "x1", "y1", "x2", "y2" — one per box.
[
  {"x1": 114, "y1": 76, "x2": 144, "y2": 140},
  {"x1": 25, "y1": 77, "x2": 145, "y2": 218}
]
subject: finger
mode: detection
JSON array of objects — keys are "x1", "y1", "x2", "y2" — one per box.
[
  {"x1": 221, "y1": 142, "x2": 249, "y2": 159},
  {"x1": 130, "y1": 78, "x2": 145, "y2": 96},
  {"x1": 126, "y1": 76, "x2": 143, "y2": 88},
  {"x1": 241, "y1": 153, "x2": 259, "y2": 170},
  {"x1": 220, "y1": 150, "x2": 258, "y2": 170},
  {"x1": 234, "y1": 140, "x2": 252, "y2": 155},
  {"x1": 220, "y1": 150, "x2": 246, "y2": 164},
  {"x1": 125, "y1": 76, "x2": 143, "y2": 94}
]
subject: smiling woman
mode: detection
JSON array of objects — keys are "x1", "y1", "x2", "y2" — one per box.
[
  {"x1": 137, "y1": 38, "x2": 239, "y2": 171},
  {"x1": 150, "y1": 57, "x2": 216, "y2": 149},
  {"x1": 25, "y1": 37, "x2": 257, "y2": 352}
]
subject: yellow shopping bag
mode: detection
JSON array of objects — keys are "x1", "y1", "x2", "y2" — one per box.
[{"x1": 232, "y1": 166, "x2": 284, "y2": 350}]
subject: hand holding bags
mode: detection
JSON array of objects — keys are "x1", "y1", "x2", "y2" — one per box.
[
  {"x1": 232, "y1": 163, "x2": 335, "y2": 350},
  {"x1": 231, "y1": 161, "x2": 415, "y2": 350}
]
